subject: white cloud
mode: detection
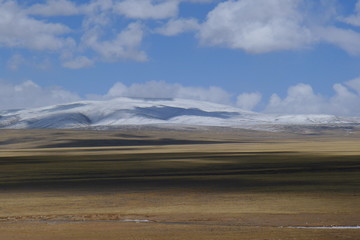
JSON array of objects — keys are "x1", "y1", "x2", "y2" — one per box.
[
  {"x1": 199, "y1": 0, "x2": 314, "y2": 53},
  {"x1": 105, "y1": 81, "x2": 232, "y2": 104},
  {"x1": 236, "y1": 92, "x2": 262, "y2": 110},
  {"x1": 83, "y1": 22, "x2": 147, "y2": 62},
  {"x1": 155, "y1": 18, "x2": 200, "y2": 36},
  {"x1": 265, "y1": 82, "x2": 360, "y2": 116},
  {"x1": 346, "y1": 77, "x2": 360, "y2": 94},
  {"x1": 76, "y1": 0, "x2": 149, "y2": 65},
  {"x1": 82, "y1": 0, "x2": 114, "y2": 14},
  {"x1": 0, "y1": 80, "x2": 80, "y2": 110},
  {"x1": 340, "y1": 0, "x2": 360, "y2": 27},
  {"x1": 81, "y1": 0, "x2": 114, "y2": 28},
  {"x1": 106, "y1": 82, "x2": 128, "y2": 98},
  {"x1": 107, "y1": 81, "x2": 178, "y2": 99},
  {"x1": 2, "y1": 0, "x2": 360, "y2": 69},
  {"x1": 197, "y1": 0, "x2": 360, "y2": 56},
  {"x1": 2, "y1": 78, "x2": 360, "y2": 116},
  {"x1": 25, "y1": 0, "x2": 80, "y2": 17},
  {"x1": 0, "y1": 0, "x2": 148, "y2": 68},
  {"x1": 265, "y1": 84, "x2": 326, "y2": 114},
  {"x1": 0, "y1": 0, "x2": 73, "y2": 51},
  {"x1": 318, "y1": 27, "x2": 360, "y2": 55},
  {"x1": 114, "y1": 0, "x2": 179, "y2": 19},
  {"x1": 105, "y1": 80, "x2": 360, "y2": 116},
  {"x1": 177, "y1": 86, "x2": 231, "y2": 104},
  {"x1": 329, "y1": 83, "x2": 359, "y2": 116}
]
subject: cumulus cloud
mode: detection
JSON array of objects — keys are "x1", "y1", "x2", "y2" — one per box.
[
  {"x1": 103, "y1": 79, "x2": 360, "y2": 116},
  {"x1": 114, "y1": 0, "x2": 179, "y2": 19},
  {"x1": 77, "y1": 1, "x2": 149, "y2": 64},
  {"x1": 81, "y1": 0, "x2": 114, "y2": 28},
  {"x1": 0, "y1": 0, "x2": 149, "y2": 68},
  {"x1": 0, "y1": 80, "x2": 80, "y2": 110},
  {"x1": 82, "y1": 0, "x2": 114, "y2": 14},
  {"x1": 329, "y1": 83, "x2": 359, "y2": 116},
  {"x1": 265, "y1": 84, "x2": 326, "y2": 114},
  {"x1": 83, "y1": 22, "x2": 147, "y2": 62},
  {"x1": 105, "y1": 81, "x2": 232, "y2": 104},
  {"x1": 107, "y1": 81, "x2": 178, "y2": 99},
  {"x1": 340, "y1": 0, "x2": 360, "y2": 27},
  {"x1": 196, "y1": 0, "x2": 360, "y2": 56},
  {"x1": 155, "y1": 18, "x2": 200, "y2": 36},
  {"x1": 0, "y1": 0, "x2": 73, "y2": 51},
  {"x1": 92, "y1": 79, "x2": 360, "y2": 116},
  {"x1": 177, "y1": 86, "x2": 231, "y2": 104},
  {"x1": 199, "y1": 0, "x2": 314, "y2": 53},
  {"x1": 236, "y1": 92, "x2": 262, "y2": 110},
  {"x1": 2, "y1": 0, "x2": 360, "y2": 69},
  {"x1": 346, "y1": 77, "x2": 360, "y2": 94},
  {"x1": 318, "y1": 27, "x2": 360, "y2": 55},
  {"x1": 265, "y1": 82, "x2": 360, "y2": 116},
  {"x1": 2, "y1": 78, "x2": 360, "y2": 116}
]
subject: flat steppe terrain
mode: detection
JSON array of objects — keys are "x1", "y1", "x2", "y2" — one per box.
[{"x1": 0, "y1": 126, "x2": 359, "y2": 239}]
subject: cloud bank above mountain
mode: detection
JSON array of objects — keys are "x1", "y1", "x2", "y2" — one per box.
[
  {"x1": 1, "y1": 78, "x2": 360, "y2": 116},
  {"x1": 92, "y1": 81, "x2": 232, "y2": 105},
  {"x1": 0, "y1": 80, "x2": 80, "y2": 110}
]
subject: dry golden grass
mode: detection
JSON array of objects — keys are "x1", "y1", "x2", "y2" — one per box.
[
  {"x1": 0, "y1": 127, "x2": 359, "y2": 239},
  {"x1": 2, "y1": 222, "x2": 360, "y2": 240}
]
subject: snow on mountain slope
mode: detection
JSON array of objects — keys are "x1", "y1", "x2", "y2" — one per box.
[{"x1": 0, "y1": 97, "x2": 359, "y2": 130}]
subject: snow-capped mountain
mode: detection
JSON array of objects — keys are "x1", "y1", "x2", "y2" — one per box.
[{"x1": 0, "y1": 97, "x2": 359, "y2": 130}]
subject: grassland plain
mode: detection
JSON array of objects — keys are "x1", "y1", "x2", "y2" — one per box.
[{"x1": 0, "y1": 126, "x2": 359, "y2": 240}]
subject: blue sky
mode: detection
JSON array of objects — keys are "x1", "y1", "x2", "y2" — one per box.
[{"x1": 1, "y1": 0, "x2": 360, "y2": 116}]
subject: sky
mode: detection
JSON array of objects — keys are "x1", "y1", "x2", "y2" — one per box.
[{"x1": 1, "y1": 0, "x2": 360, "y2": 116}]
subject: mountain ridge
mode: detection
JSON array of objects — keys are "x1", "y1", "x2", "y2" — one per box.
[{"x1": 1, "y1": 97, "x2": 359, "y2": 131}]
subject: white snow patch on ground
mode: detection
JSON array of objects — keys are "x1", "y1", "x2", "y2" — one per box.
[
  {"x1": 286, "y1": 226, "x2": 360, "y2": 229},
  {"x1": 122, "y1": 219, "x2": 151, "y2": 223}
]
